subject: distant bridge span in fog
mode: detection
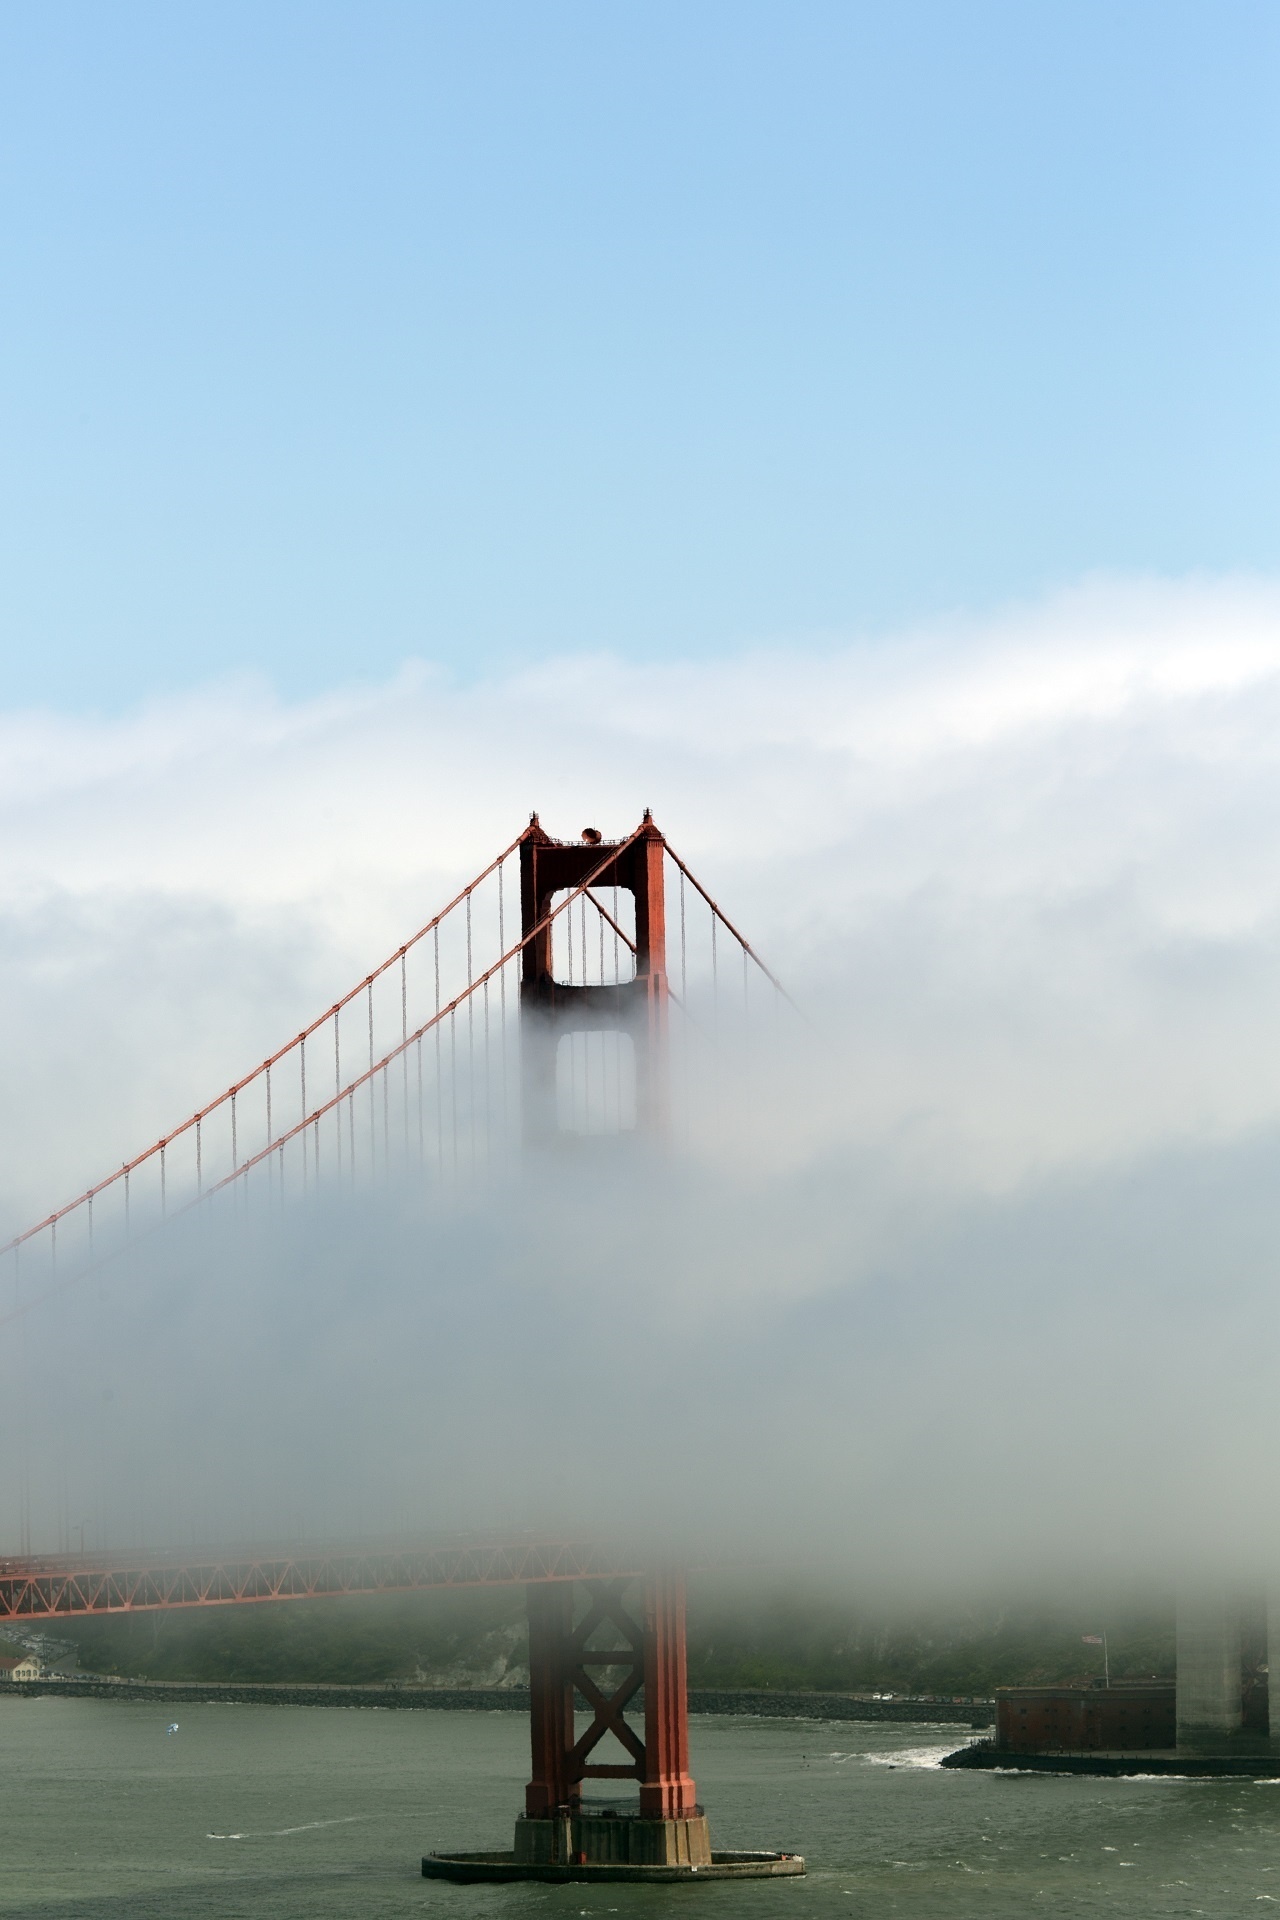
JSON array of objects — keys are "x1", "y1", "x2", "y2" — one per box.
[{"x1": 0, "y1": 1535, "x2": 642, "y2": 1622}]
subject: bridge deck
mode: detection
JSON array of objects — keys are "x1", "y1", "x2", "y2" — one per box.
[{"x1": 0, "y1": 1537, "x2": 642, "y2": 1620}]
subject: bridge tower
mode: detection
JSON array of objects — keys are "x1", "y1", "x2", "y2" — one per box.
[
  {"x1": 512, "y1": 814, "x2": 706, "y2": 1869},
  {"x1": 518, "y1": 809, "x2": 669, "y2": 1142}
]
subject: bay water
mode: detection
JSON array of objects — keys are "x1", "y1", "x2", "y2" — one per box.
[{"x1": 2, "y1": 1699, "x2": 1277, "y2": 1917}]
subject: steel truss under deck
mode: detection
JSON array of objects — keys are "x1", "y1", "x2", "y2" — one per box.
[{"x1": 0, "y1": 1535, "x2": 641, "y2": 1621}]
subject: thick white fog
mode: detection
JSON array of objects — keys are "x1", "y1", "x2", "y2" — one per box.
[{"x1": 4, "y1": 571, "x2": 1280, "y2": 1587}]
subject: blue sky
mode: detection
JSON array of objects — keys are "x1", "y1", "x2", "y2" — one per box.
[{"x1": 1, "y1": 0, "x2": 1276, "y2": 711}]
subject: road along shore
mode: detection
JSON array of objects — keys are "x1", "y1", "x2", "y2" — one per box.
[{"x1": 0, "y1": 1677, "x2": 993, "y2": 1725}]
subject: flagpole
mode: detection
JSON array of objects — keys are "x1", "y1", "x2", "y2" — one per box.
[{"x1": 1082, "y1": 1631, "x2": 1109, "y2": 1686}]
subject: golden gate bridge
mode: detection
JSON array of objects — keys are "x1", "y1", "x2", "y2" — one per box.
[{"x1": 0, "y1": 811, "x2": 803, "y2": 1880}]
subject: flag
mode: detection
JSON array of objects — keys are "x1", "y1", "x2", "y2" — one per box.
[{"x1": 1081, "y1": 1635, "x2": 1104, "y2": 1645}]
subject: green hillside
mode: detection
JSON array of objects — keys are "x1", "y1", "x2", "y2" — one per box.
[
  {"x1": 58, "y1": 1586, "x2": 526, "y2": 1686},
  {"x1": 54, "y1": 1578, "x2": 1175, "y2": 1694}
]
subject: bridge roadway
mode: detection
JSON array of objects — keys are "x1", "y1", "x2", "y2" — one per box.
[{"x1": 0, "y1": 1534, "x2": 642, "y2": 1620}]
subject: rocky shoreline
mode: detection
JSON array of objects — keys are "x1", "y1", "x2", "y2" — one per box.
[{"x1": 0, "y1": 1677, "x2": 992, "y2": 1725}]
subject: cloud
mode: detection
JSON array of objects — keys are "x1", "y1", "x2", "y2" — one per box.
[{"x1": 3, "y1": 569, "x2": 1280, "y2": 1581}]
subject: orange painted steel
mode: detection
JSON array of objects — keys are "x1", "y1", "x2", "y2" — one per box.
[
  {"x1": 518, "y1": 810, "x2": 669, "y2": 1138},
  {"x1": 0, "y1": 1536, "x2": 643, "y2": 1622},
  {"x1": 526, "y1": 1580, "x2": 578, "y2": 1816},
  {"x1": 522, "y1": 1573, "x2": 699, "y2": 1819},
  {"x1": 640, "y1": 1570, "x2": 700, "y2": 1818}
]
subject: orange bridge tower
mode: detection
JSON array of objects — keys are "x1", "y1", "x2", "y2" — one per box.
[
  {"x1": 517, "y1": 809, "x2": 669, "y2": 1142},
  {"x1": 513, "y1": 813, "x2": 703, "y2": 1868}
]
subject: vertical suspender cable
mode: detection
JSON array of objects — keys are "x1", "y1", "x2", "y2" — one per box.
[
  {"x1": 11, "y1": 1244, "x2": 28, "y2": 1556},
  {"x1": 401, "y1": 951, "x2": 409, "y2": 1153},
  {"x1": 679, "y1": 870, "x2": 687, "y2": 999},
  {"x1": 710, "y1": 903, "x2": 720, "y2": 1116},
  {"x1": 450, "y1": 1008, "x2": 459, "y2": 1173},
  {"x1": 482, "y1": 977, "x2": 491, "y2": 1162},
  {"x1": 498, "y1": 861, "x2": 508, "y2": 1139},
  {"x1": 416, "y1": 1032, "x2": 424, "y2": 1161},
  {"x1": 466, "y1": 893, "x2": 475, "y2": 1171},
  {"x1": 17, "y1": 1242, "x2": 29, "y2": 1554},
  {"x1": 677, "y1": 871, "x2": 688, "y2": 1139},
  {"x1": 367, "y1": 982, "x2": 376, "y2": 1170},
  {"x1": 382, "y1": 1023, "x2": 391, "y2": 1171},
  {"x1": 711, "y1": 903, "x2": 719, "y2": 1063},
  {"x1": 434, "y1": 925, "x2": 443, "y2": 1173},
  {"x1": 334, "y1": 1013, "x2": 342, "y2": 1175},
  {"x1": 741, "y1": 935, "x2": 751, "y2": 1107}
]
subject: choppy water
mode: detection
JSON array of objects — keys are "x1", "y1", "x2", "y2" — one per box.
[{"x1": 2, "y1": 1700, "x2": 1278, "y2": 1917}]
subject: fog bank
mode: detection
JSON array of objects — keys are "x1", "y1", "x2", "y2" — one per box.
[{"x1": 4, "y1": 572, "x2": 1280, "y2": 1588}]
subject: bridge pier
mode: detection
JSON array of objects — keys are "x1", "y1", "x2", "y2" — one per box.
[
  {"x1": 516, "y1": 1571, "x2": 707, "y2": 1866},
  {"x1": 424, "y1": 1570, "x2": 803, "y2": 1882},
  {"x1": 1175, "y1": 1582, "x2": 1272, "y2": 1757}
]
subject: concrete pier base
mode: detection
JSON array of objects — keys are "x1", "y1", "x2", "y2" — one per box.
[
  {"x1": 514, "y1": 1808, "x2": 712, "y2": 1867},
  {"x1": 424, "y1": 1806, "x2": 803, "y2": 1881},
  {"x1": 422, "y1": 1846, "x2": 804, "y2": 1883},
  {"x1": 424, "y1": 1802, "x2": 804, "y2": 1882}
]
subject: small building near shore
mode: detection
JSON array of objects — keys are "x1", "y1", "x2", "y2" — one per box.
[
  {"x1": 996, "y1": 1683, "x2": 1176, "y2": 1753},
  {"x1": 9, "y1": 1656, "x2": 45, "y2": 1682}
]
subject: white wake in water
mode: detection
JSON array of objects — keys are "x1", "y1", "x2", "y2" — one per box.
[
  {"x1": 861, "y1": 1744, "x2": 955, "y2": 1770},
  {"x1": 206, "y1": 1815, "x2": 371, "y2": 1841}
]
